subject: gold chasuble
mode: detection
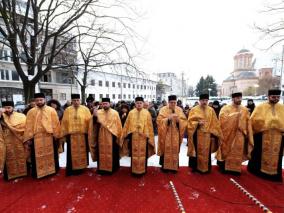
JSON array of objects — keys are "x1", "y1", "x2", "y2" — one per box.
[
  {"x1": 0, "y1": 112, "x2": 27, "y2": 180},
  {"x1": 88, "y1": 108, "x2": 122, "y2": 173},
  {"x1": 248, "y1": 102, "x2": 284, "y2": 182},
  {"x1": 157, "y1": 106, "x2": 187, "y2": 171},
  {"x1": 61, "y1": 105, "x2": 91, "y2": 175},
  {"x1": 24, "y1": 106, "x2": 61, "y2": 179},
  {"x1": 0, "y1": 130, "x2": 4, "y2": 174},
  {"x1": 187, "y1": 105, "x2": 223, "y2": 173},
  {"x1": 217, "y1": 104, "x2": 253, "y2": 174},
  {"x1": 122, "y1": 108, "x2": 155, "y2": 175}
]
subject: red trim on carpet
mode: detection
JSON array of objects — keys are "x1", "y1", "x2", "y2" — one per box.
[{"x1": 0, "y1": 166, "x2": 283, "y2": 213}]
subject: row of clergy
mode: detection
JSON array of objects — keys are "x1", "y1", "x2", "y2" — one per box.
[{"x1": 0, "y1": 90, "x2": 283, "y2": 182}]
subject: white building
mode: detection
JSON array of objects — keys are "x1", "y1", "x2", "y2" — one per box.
[
  {"x1": 83, "y1": 70, "x2": 157, "y2": 103},
  {"x1": 0, "y1": 1, "x2": 78, "y2": 104},
  {"x1": 156, "y1": 72, "x2": 186, "y2": 100},
  {"x1": 0, "y1": 47, "x2": 78, "y2": 104}
]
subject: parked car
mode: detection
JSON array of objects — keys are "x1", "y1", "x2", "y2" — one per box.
[{"x1": 14, "y1": 103, "x2": 26, "y2": 112}]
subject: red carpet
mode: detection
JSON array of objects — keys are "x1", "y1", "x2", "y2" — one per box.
[{"x1": 0, "y1": 166, "x2": 283, "y2": 213}]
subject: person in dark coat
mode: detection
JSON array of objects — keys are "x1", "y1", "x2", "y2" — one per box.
[
  {"x1": 212, "y1": 100, "x2": 221, "y2": 117},
  {"x1": 246, "y1": 99, "x2": 255, "y2": 114}
]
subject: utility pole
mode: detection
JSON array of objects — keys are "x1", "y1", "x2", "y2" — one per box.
[
  {"x1": 280, "y1": 45, "x2": 284, "y2": 98},
  {"x1": 120, "y1": 69, "x2": 123, "y2": 100},
  {"x1": 181, "y1": 71, "x2": 184, "y2": 98}
]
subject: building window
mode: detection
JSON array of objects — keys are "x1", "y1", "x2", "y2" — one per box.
[
  {"x1": 99, "y1": 80, "x2": 102, "y2": 86},
  {"x1": 128, "y1": 83, "x2": 131, "y2": 88},
  {"x1": 60, "y1": 93, "x2": 66, "y2": 100},
  {"x1": 144, "y1": 95, "x2": 146, "y2": 98},
  {"x1": 133, "y1": 94, "x2": 135, "y2": 98},
  {"x1": 3, "y1": 50, "x2": 8, "y2": 61},
  {"x1": 133, "y1": 84, "x2": 135, "y2": 89},
  {"x1": 9, "y1": 51, "x2": 13, "y2": 61},
  {"x1": 106, "y1": 81, "x2": 109, "y2": 87},
  {"x1": 123, "y1": 83, "x2": 126, "y2": 88},
  {"x1": 123, "y1": 94, "x2": 126, "y2": 99},
  {"x1": 106, "y1": 94, "x2": 109, "y2": 98},
  {"x1": 128, "y1": 94, "x2": 131, "y2": 99},
  {"x1": 11, "y1": 70, "x2": 19, "y2": 81},
  {"x1": 0, "y1": 69, "x2": 4, "y2": 80},
  {"x1": 42, "y1": 72, "x2": 51, "y2": 82},
  {"x1": 112, "y1": 94, "x2": 115, "y2": 99},
  {"x1": 0, "y1": 30, "x2": 4, "y2": 39},
  {"x1": 112, "y1": 82, "x2": 115, "y2": 87},
  {"x1": 144, "y1": 85, "x2": 146, "y2": 89},
  {"x1": 141, "y1": 85, "x2": 143, "y2": 89},
  {"x1": 0, "y1": 70, "x2": 10, "y2": 80},
  {"x1": 118, "y1": 82, "x2": 121, "y2": 88},
  {"x1": 99, "y1": 94, "x2": 103, "y2": 99},
  {"x1": 118, "y1": 94, "x2": 121, "y2": 99},
  {"x1": 90, "y1": 79, "x2": 95, "y2": 86},
  {"x1": 20, "y1": 52, "x2": 27, "y2": 63}
]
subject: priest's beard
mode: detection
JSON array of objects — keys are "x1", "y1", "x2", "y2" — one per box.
[
  {"x1": 4, "y1": 111, "x2": 13, "y2": 116},
  {"x1": 269, "y1": 99, "x2": 279, "y2": 104},
  {"x1": 233, "y1": 100, "x2": 241, "y2": 105},
  {"x1": 37, "y1": 103, "x2": 45, "y2": 108},
  {"x1": 103, "y1": 106, "x2": 110, "y2": 111}
]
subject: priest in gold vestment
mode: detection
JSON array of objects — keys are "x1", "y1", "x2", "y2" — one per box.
[
  {"x1": 24, "y1": 93, "x2": 61, "y2": 179},
  {"x1": 122, "y1": 97, "x2": 155, "y2": 175},
  {"x1": 187, "y1": 93, "x2": 223, "y2": 173},
  {"x1": 88, "y1": 98, "x2": 122, "y2": 174},
  {"x1": 248, "y1": 89, "x2": 284, "y2": 182},
  {"x1": 0, "y1": 101, "x2": 27, "y2": 180},
  {"x1": 157, "y1": 95, "x2": 187, "y2": 172},
  {"x1": 61, "y1": 94, "x2": 92, "y2": 176},
  {"x1": 217, "y1": 92, "x2": 253, "y2": 175}
]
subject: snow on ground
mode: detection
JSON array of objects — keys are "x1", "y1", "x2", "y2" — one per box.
[{"x1": 59, "y1": 136, "x2": 284, "y2": 168}]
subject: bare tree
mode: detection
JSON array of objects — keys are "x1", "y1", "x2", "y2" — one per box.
[
  {"x1": 0, "y1": 0, "x2": 96, "y2": 103},
  {"x1": 187, "y1": 85, "x2": 195, "y2": 97},
  {"x1": 73, "y1": 23, "x2": 140, "y2": 103},
  {"x1": 67, "y1": 1, "x2": 143, "y2": 103},
  {"x1": 243, "y1": 86, "x2": 255, "y2": 96},
  {"x1": 254, "y1": 1, "x2": 284, "y2": 49},
  {"x1": 258, "y1": 76, "x2": 280, "y2": 95}
]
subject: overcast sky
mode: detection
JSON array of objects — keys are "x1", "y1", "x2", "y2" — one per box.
[{"x1": 131, "y1": 0, "x2": 283, "y2": 86}]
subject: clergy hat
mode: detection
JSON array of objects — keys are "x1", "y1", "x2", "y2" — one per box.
[
  {"x1": 232, "y1": 92, "x2": 242, "y2": 98},
  {"x1": 71, "y1": 94, "x2": 80, "y2": 99},
  {"x1": 199, "y1": 93, "x2": 209, "y2": 100},
  {"x1": 135, "y1": 97, "x2": 144, "y2": 102},
  {"x1": 168, "y1": 95, "x2": 177, "y2": 101},
  {"x1": 212, "y1": 100, "x2": 220, "y2": 106},
  {"x1": 268, "y1": 89, "x2": 281, "y2": 96},
  {"x1": 34, "y1": 93, "x2": 45, "y2": 98},
  {"x1": 1, "y1": 101, "x2": 14, "y2": 107},
  {"x1": 101, "y1": 98, "x2": 110, "y2": 103}
]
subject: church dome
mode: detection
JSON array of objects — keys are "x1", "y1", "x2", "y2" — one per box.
[
  {"x1": 237, "y1": 49, "x2": 250, "y2": 54},
  {"x1": 223, "y1": 71, "x2": 257, "y2": 82},
  {"x1": 237, "y1": 71, "x2": 257, "y2": 79}
]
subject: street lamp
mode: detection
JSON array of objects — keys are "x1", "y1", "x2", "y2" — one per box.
[{"x1": 208, "y1": 88, "x2": 212, "y2": 97}]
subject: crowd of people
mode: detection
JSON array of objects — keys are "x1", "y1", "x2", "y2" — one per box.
[{"x1": 0, "y1": 89, "x2": 282, "y2": 183}]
